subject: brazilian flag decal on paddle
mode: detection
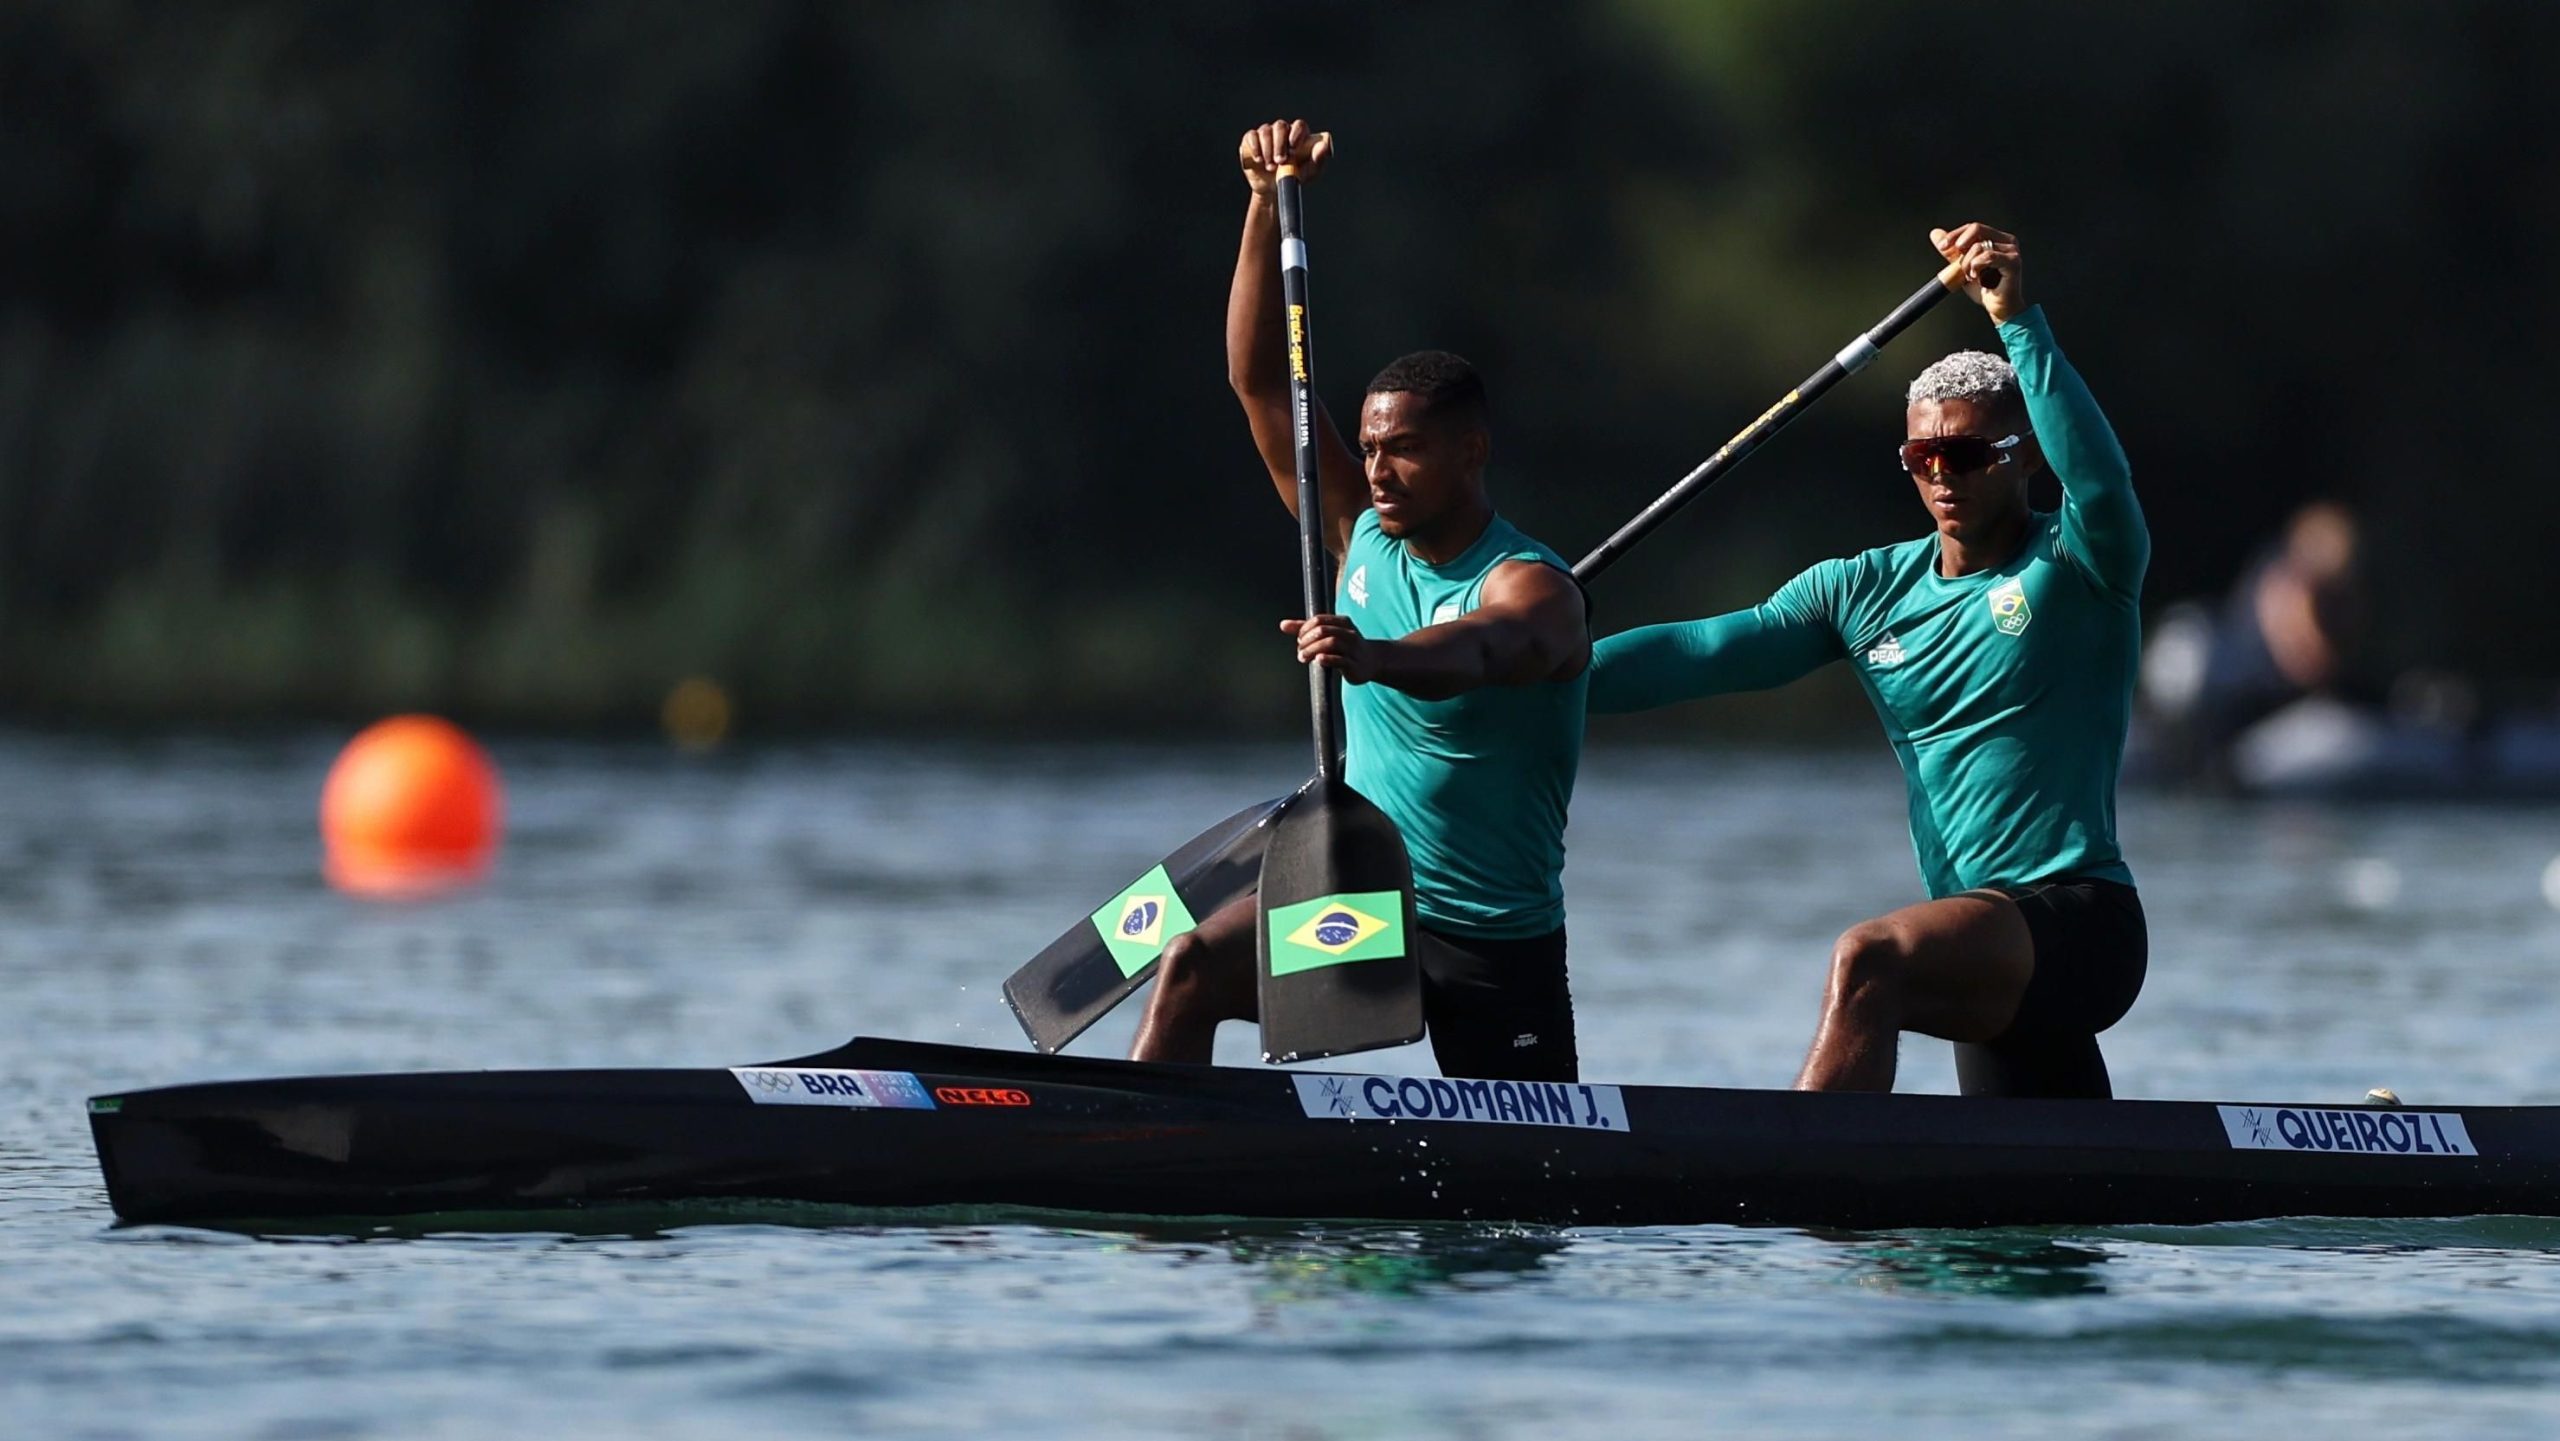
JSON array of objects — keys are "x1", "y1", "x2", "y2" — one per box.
[
  {"x1": 1265, "y1": 892, "x2": 1406, "y2": 976},
  {"x1": 1089, "y1": 865, "x2": 1200, "y2": 978}
]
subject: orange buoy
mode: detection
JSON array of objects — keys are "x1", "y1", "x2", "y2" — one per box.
[
  {"x1": 320, "y1": 715, "x2": 504, "y2": 897},
  {"x1": 661, "y1": 676, "x2": 734, "y2": 752}
]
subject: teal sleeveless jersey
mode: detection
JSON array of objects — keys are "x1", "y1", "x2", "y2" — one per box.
[
  {"x1": 1589, "y1": 307, "x2": 2144, "y2": 897},
  {"x1": 1336, "y1": 508, "x2": 1587, "y2": 938}
]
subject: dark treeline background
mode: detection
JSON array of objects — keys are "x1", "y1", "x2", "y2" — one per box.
[{"x1": 5, "y1": 1, "x2": 2555, "y2": 733}]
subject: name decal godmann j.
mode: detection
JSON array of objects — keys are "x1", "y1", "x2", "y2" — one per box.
[
  {"x1": 2217, "y1": 1104, "x2": 2477, "y2": 1157},
  {"x1": 1293, "y1": 1074, "x2": 1632, "y2": 1132},
  {"x1": 729, "y1": 1068, "x2": 938, "y2": 1110}
]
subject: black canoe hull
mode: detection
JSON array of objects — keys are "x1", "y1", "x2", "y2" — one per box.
[{"x1": 88, "y1": 1037, "x2": 2560, "y2": 1229}]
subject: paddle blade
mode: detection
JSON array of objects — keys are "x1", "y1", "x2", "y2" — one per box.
[
  {"x1": 1002, "y1": 794, "x2": 1294, "y2": 1053},
  {"x1": 1255, "y1": 775, "x2": 1423, "y2": 1063}
]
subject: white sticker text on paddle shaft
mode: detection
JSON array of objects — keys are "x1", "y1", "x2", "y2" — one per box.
[
  {"x1": 2218, "y1": 1104, "x2": 2476, "y2": 1157},
  {"x1": 1295, "y1": 1074, "x2": 1631, "y2": 1132}
]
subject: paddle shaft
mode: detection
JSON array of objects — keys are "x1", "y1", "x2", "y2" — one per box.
[
  {"x1": 1274, "y1": 168, "x2": 1341, "y2": 780},
  {"x1": 1569, "y1": 261, "x2": 1977, "y2": 583}
]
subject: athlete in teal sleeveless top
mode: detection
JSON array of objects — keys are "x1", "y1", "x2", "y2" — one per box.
[
  {"x1": 1337, "y1": 506, "x2": 1585, "y2": 938},
  {"x1": 1129, "y1": 118, "x2": 1591, "y2": 1083},
  {"x1": 1591, "y1": 225, "x2": 2148, "y2": 1100}
]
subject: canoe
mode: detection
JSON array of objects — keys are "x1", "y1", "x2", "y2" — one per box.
[{"x1": 86, "y1": 1036, "x2": 2558, "y2": 1229}]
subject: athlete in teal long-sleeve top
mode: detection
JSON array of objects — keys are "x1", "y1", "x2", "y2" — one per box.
[
  {"x1": 1129, "y1": 119, "x2": 1592, "y2": 1083},
  {"x1": 1593, "y1": 225, "x2": 2149, "y2": 1099}
]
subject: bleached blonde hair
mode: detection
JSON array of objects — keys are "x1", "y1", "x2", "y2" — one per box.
[{"x1": 1906, "y1": 351, "x2": 2019, "y2": 411}]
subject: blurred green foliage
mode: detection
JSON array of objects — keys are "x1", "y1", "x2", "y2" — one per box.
[{"x1": 2, "y1": 1, "x2": 2553, "y2": 732}]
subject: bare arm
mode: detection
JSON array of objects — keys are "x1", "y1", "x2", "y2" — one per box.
[
  {"x1": 1228, "y1": 121, "x2": 1367, "y2": 559},
  {"x1": 1286, "y1": 560, "x2": 1588, "y2": 701}
]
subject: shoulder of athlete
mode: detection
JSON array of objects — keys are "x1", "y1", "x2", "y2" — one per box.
[
  {"x1": 1809, "y1": 538, "x2": 1922, "y2": 599},
  {"x1": 1476, "y1": 558, "x2": 1590, "y2": 680},
  {"x1": 1479, "y1": 555, "x2": 1583, "y2": 613},
  {"x1": 1762, "y1": 539, "x2": 1916, "y2": 635}
]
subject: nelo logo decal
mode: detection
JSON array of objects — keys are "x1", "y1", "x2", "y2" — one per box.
[{"x1": 934, "y1": 1087, "x2": 1033, "y2": 1107}]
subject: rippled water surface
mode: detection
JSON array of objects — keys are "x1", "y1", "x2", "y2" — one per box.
[{"x1": 9, "y1": 733, "x2": 2560, "y2": 1438}]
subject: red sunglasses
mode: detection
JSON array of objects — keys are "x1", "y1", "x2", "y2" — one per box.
[{"x1": 1899, "y1": 432, "x2": 2025, "y2": 475}]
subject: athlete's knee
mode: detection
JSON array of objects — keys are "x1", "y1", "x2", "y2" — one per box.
[
  {"x1": 1826, "y1": 921, "x2": 1912, "y2": 1016},
  {"x1": 1155, "y1": 931, "x2": 1251, "y2": 1018},
  {"x1": 1154, "y1": 931, "x2": 1215, "y2": 992}
]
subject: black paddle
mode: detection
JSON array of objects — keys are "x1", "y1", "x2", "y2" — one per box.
[
  {"x1": 1001, "y1": 786, "x2": 1303, "y2": 1053},
  {"x1": 1002, "y1": 258, "x2": 1973, "y2": 1055},
  {"x1": 1253, "y1": 164, "x2": 1425, "y2": 1064}
]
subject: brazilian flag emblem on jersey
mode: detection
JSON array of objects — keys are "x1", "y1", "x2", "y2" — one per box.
[
  {"x1": 1265, "y1": 892, "x2": 1406, "y2": 976},
  {"x1": 1988, "y1": 577, "x2": 2033, "y2": 637},
  {"x1": 1090, "y1": 865, "x2": 1199, "y2": 978}
]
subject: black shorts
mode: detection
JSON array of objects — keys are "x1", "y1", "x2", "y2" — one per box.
[
  {"x1": 1414, "y1": 924, "x2": 1578, "y2": 1083},
  {"x1": 1953, "y1": 877, "x2": 2147, "y2": 1100}
]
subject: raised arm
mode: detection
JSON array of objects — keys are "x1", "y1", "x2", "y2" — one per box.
[
  {"x1": 1286, "y1": 559, "x2": 1587, "y2": 701},
  {"x1": 1930, "y1": 224, "x2": 2147, "y2": 601},
  {"x1": 2003, "y1": 306, "x2": 2146, "y2": 600},
  {"x1": 1586, "y1": 562, "x2": 1847, "y2": 713},
  {"x1": 1229, "y1": 120, "x2": 1367, "y2": 558}
]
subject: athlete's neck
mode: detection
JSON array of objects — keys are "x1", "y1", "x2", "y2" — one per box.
[
  {"x1": 1400, "y1": 496, "x2": 1496, "y2": 566},
  {"x1": 1937, "y1": 506, "x2": 2031, "y2": 578}
]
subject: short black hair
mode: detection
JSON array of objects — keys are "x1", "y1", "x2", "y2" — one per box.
[{"x1": 1364, "y1": 350, "x2": 1488, "y2": 434}]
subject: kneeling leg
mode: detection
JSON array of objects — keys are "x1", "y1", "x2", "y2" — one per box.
[
  {"x1": 1128, "y1": 893, "x2": 1258, "y2": 1064},
  {"x1": 1795, "y1": 892, "x2": 2035, "y2": 1092}
]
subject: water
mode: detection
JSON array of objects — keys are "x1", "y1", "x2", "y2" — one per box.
[{"x1": 8, "y1": 732, "x2": 2560, "y2": 1438}]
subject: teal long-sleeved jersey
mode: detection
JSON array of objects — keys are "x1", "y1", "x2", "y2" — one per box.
[{"x1": 1590, "y1": 306, "x2": 2145, "y2": 897}]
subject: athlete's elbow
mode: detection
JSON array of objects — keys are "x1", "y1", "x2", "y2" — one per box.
[{"x1": 1228, "y1": 361, "x2": 1287, "y2": 408}]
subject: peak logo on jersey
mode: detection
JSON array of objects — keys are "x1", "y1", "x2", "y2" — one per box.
[
  {"x1": 1865, "y1": 632, "x2": 1907, "y2": 668},
  {"x1": 1347, "y1": 565, "x2": 1369, "y2": 607},
  {"x1": 1089, "y1": 866, "x2": 1200, "y2": 978},
  {"x1": 1265, "y1": 891, "x2": 1407, "y2": 975},
  {"x1": 1988, "y1": 578, "x2": 2033, "y2": 636},
  {"x1": 1430, "y1": 601, "x2": 1463, "y2": 625}
]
